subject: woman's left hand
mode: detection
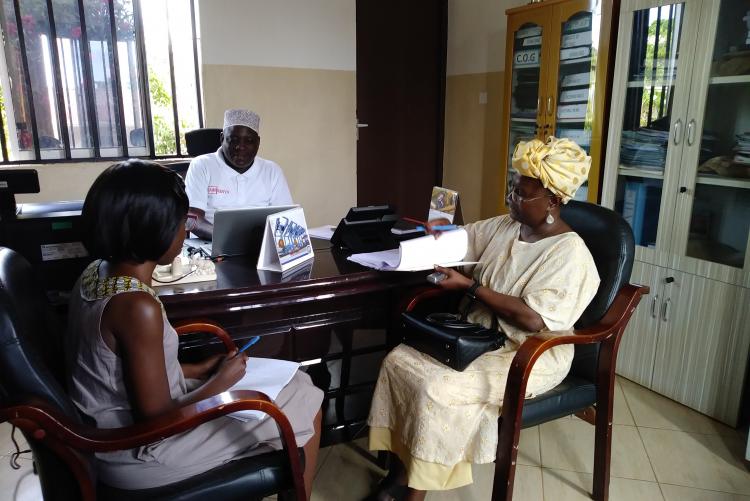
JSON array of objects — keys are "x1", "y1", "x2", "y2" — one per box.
[
  {"x1": 194, "y1": 353, "x2": 225, "y2": 380},
  {"x1": 433, "y1": 265, "x2": 474, "y2": 291}
]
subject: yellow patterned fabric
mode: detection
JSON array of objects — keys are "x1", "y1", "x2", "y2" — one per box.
[
  {"x1": 80, "y1": 259, "x2": 162, "y2": 308},
  {"x1": 368, "y1": 215, "x2": 600, "y2": 490},
  {"x1": 511, "y1": 136, "x2": 591, "y2": 203}
]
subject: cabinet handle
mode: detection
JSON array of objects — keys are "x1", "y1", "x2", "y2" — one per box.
[
  {"x1": 673, "y1": 119, "x2": 683, "y2": 145},
  {"x1": 547, "y1": 96, "x2": 553, "y2": 116},
  {"x1": 651, "y1": 294, "x2": 659, "y2": 318},
  {"x1": 686, "y1": 119, "x2": 696, "y2": 146},
  {"x1": 661, "y1": 297, "x2": 671, "y2": 322}
]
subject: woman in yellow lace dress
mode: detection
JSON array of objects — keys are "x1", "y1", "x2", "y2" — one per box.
[{"x1": 368, "y1": 138, "x2": 601, "y2": 501}]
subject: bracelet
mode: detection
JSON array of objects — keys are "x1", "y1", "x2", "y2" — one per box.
[{"x1": 466, "y1": 279, "x2": 481, "y2": 300}]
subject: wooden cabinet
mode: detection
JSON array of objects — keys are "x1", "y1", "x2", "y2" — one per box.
[
  {"x1": 499, "y1": 0, "x2": 614, "y2": 212},
  {"x1": 605, "y1": 0, "x2": 750, "y2": 426}
]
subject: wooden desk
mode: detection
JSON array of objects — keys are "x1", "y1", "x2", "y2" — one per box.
[{"x1": 156, "y1": 243, "x2": 426, "y2": 446}]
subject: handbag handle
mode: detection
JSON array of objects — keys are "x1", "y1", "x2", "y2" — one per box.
[{"x1": 458, "y1": 283, "x2": 499, "y2": 331}]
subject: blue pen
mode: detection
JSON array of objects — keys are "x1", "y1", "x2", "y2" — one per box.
[
  {"x1": 415, "y1": 224, "x2": 458, "y2": 231},
  {"x1": 234, "y1": 336, "x2": 260, "y2": 357}
]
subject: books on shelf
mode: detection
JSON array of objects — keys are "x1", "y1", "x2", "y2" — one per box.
[
  {"x1": 522, "y1": 36, "x2": 542, "y2": 46},
  {"x1": 561, "y1": 72, "x2": 590, "y2": 87},
  {"x1": 619, "y1": 128, "x2": 669, "y2": 170},
  {"x1": 561, "y1": 31, "x2": 591, "y2": 48},
  {"x1": 516, "y1": 26, "x2": 542, "y2": 39},
  {"x1": 564, "y1": 16, "x2": 591, "y2": 32},
  {"x1": 560, "y1": 46, "x2": 590, "y2": 60},
  {"x1": 557, "y1": 127, "x2": 591, "y2": 148},
  {"x1": 514, "y1": 49, "x2": 541, "y2": 67},
  {"x1": 557, "y1": 103, "x2": 587, "y2": 119},
  {"x1": 621, "y1": 180, "x2": 660, "y2": 247},
  {"x1": 559, "y1": 88, "x2": 589, "y2": 103}
]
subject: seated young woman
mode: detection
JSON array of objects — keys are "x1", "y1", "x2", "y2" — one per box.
[
  {"x1": 64, "y1": 160, "x2": 323, "y2": 497},
  {"x1": 367, "y1": 137, "x2": 601, "y2": 501}
]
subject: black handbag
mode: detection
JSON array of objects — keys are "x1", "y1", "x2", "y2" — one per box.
[{"x1": 402, "y1": 290, "x2": 507, "y2": 371}]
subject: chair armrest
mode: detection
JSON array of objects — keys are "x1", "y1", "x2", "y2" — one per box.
[
  {"x1": 403, "y1": 286, "x2": 455, "y2": 312},
  {"x1": 499, "y1": 283, "x2": 648, "y2": 418},
  {"x1": 1, "y1": 391, "x2": 305, "y2": 500},
  {"x1": 173, "y1": 320, "x2": 236, "y2": 352}
]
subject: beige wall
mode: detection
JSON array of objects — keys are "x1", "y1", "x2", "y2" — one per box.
[
  {"x1": 202, "y1": 64, "x2": 356, "y2": 227},
  {"x1": 443, "y1": 0, "x2": 524, "y2": 222},
  {"x1": 199, "y1": 0, "x2": 357, "y2": 228},
  {"x1": 12, "y1": 162, "x2": 111, "y2": 204}
]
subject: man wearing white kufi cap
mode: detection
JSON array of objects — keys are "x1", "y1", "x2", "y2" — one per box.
[{"x1": 185, "y1": 108, "x2": 293, "y2": 239}]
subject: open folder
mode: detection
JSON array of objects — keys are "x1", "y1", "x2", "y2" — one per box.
[{"x1": 346, "y1": 228, "x2": 478, "y2": 271}]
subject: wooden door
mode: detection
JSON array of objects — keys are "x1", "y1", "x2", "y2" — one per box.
[{"x1": 355, "y1": 0, "x2": 447, "y2": 219}]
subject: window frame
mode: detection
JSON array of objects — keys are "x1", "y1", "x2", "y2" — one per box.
[{"x1": 0, "y1": 0, "x2": 204, "y2": 164}]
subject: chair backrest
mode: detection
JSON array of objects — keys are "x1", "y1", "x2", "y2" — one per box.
[
  {"x1": 559, "y1": 202, "x2": 635, "y2": 382},
  {"x1": 185, "y1": 128, "x2": 223, "y2": 157},
  {"x1": 0, "y1": 247, "x2": 91, "y2": 499}
]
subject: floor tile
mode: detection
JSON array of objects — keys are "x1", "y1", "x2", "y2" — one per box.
[
  {"x1": 311, "y1": 443, "x2": 386, "y2": 501},
  {"x1": 613, "y1": 379, "x2": 635, "y2": 426},
  {"x1": 1, "y1": 423, "x2": 29, "y2": 458},
  {"x1": 639, "y1": 427, "x2": 750, "y2": 495},
  {"x1": 426, "y1": 464, "x2": 543, "y2": 501},
  {"x1": 0, "y1": 455, "x2": 41, "y2": 501},
  {"x1": 660, "y1": 484, "x2": 750, "y2": 500},
  {"x1": 518, "y1": 426, "x2": 541, "y2": 466},
  {"x1": 539, "y1": 419, "x2": 655, "y2": 481},
  {"x1": 541, "y1": 468, "x2": 663, "y2": 501},
  {"x1": 620, "y1": 378, "x2": 738, "y2": 436}
]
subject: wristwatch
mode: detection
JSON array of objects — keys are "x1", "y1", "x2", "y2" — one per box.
[{"x1": 466, "y1": 279, "x2": 482, "y2": 300}]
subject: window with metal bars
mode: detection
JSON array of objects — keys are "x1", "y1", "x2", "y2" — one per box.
[{"x1": 0, "y1": 0, "x2": 203, "y2": 163}]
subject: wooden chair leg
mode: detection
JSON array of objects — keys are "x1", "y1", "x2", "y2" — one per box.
[
  {"x1": 492, "y1": 418, "x2": 521, "y2": 501},
  {"x1": 592, "y1": 338, "x2": 618, "y2": 501}
]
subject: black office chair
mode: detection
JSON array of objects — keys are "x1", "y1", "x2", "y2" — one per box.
[
  {"x1": 0, "y1": 247, "x2": 306, "y2": 501},
  {"x1": 185, "y1": 128, "x2": 223, "y2": 157},
  {"x1": 404, "y1": 201, "x2": 648, "y2": 501}
]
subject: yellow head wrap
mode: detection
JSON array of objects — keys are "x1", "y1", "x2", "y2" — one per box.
[{"x1": 511, "y1": 137, "x2": 591, "y2": 203}]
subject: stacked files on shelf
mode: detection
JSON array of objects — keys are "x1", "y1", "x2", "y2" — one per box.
[
  {"x1": 619, "y1": 128, "x2": 669, "y2": 170},
  {"x1": 734, "y1": 132, "x2": 750, "y2": 165}
]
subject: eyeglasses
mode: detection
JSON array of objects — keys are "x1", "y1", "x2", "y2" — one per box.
[
  {"x1": 185, "y1": 215, "x2": 198, "y2": 232},
  {"x1": 507, "y1": 188, "x2": 552, "y2": 204}
]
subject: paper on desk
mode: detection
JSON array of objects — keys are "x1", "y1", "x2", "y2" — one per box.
[
  {"x1": 227, "y1": 357, "x2": 300, "y2": 422},
  {"x1": 308, "y1": 225, "x2": 336, "y2": 241},
  {"x1": 347, "y1": 228, "x2": 478, "y2": 271}
]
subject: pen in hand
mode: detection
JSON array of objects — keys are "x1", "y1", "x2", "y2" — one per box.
[{"x1": 233, "y1": 336, "x2": 260, "y2": 358}]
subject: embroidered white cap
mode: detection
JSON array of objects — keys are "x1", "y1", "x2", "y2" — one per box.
[{"x1": 223, "y1": 109, "x2": 260, "y2": 134}]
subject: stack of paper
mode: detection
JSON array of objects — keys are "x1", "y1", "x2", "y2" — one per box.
[
  {"x1": 227, "y1": 357, "x2": 301, "y2": 422},
  {"x1": 347, "y1": 228, "x2": 477, "y2": 271}
]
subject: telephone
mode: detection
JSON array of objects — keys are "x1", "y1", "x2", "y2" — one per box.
[{"x1": 152, "y1": 255, "x2": 216, "y2": 285}]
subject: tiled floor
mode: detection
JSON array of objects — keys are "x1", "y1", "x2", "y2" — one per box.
[{"x1": 2, "y1": 377, "x2": 749, "y2": 500}]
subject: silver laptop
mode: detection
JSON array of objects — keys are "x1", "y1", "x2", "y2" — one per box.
[{"x1": 186, "y1": 205, "x2": 297, "y2": 258}]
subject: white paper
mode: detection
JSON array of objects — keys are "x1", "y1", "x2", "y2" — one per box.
[
  {"x1": 227, "y1": 357, "x2": 301, "y2": 422},
  {"x1": 347, "y1": 229, "x2": 476, "y2": 271},
  {"x1": 308, "y1": 225, "x2": 336, "y2": 241}
]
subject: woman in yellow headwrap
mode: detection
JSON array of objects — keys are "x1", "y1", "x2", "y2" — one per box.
[{"x1": 367, "y1": 137, "x2": 601, "y2": 501}]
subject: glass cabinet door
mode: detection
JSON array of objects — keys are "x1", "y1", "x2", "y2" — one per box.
[
  {"x1": 680, "y1": 0, "x2": 750, "y2": 269},
  {"x1": 554, "y1": 3, "x2": 599, "y2": 202},
  {"x1": 506, "y1": 21, "x2": 547, "y2": 198},
  {"x1": 612, "y1": 3, "x2": 686, "y2": 250}
]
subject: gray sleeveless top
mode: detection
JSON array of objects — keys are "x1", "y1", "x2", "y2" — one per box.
[{"x1": 66, "y1": 260, "x2": 187, "y2": 428}]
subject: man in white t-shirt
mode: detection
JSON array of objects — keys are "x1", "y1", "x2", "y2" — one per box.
[{"x1": 185, "y1": 108, "x2": 293, "y2": 239}]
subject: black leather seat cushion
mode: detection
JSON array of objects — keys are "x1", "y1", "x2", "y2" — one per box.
[
  {"x1": 521, "y1": 376, "x2": 596, "y2": 428},
  {"x1": 99, "y1": 448, "x2": 304, "y2": 501}
]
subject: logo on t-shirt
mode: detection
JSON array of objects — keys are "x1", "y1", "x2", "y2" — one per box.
[{"x1": 208, "y1": 185, "x2": 230, "y2": 195}]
